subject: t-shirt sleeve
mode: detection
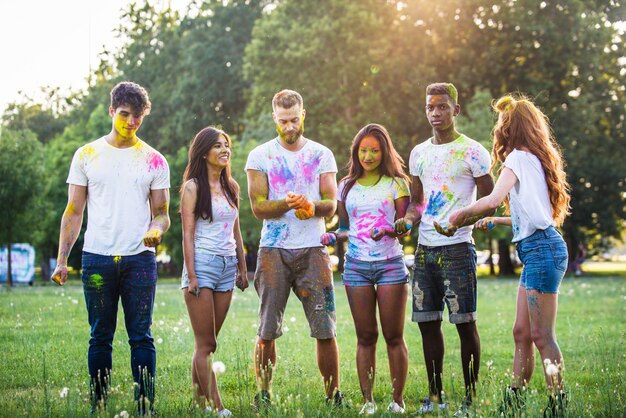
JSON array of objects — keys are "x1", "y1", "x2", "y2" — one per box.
[
  {"x1": 320, "y1": 147, "x2": 338, "y2": 173},
  {"x1": 409, "y1": 147, "x2": 420, "y2": 177},
  {"x1": 470, "y1": 144, "x2": 492, "y2": 178},
  {"x1": 392, "y1": 177, "x2": 410, "y2": 200},
  {"x1": 503, "y1": 151, "x2": 522, "y2": 179},
  {"x1": 66, "y1": 148, "x2": 88, "y2": 186},
  {"x1": 337, "y1": 179, "x2": 346, "y2": 202},
  {"x1": 245, "y1": 146, "x2": 266, "y2": 173},
  {"x1": 151, "y1": 153, "x2": 171, "y2": 190}
]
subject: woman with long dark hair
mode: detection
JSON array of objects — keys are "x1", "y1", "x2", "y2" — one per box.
[
  {"x1": 180, "y1": 127, "x2": 248, "y2": 416},
  {"x1": 447, "y1": 95, "x2": 571, "y2": 416},
  {"x1": 321, "y1": 123, "x2": 410, "y2": 414}
]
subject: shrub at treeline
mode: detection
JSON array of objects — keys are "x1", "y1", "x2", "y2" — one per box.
[{"x1": 0, "y1": 0, "x2": 624, "y2": 278}]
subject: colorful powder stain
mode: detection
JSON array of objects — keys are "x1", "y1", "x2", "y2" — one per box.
[
  {"x1": 80, "y1": 145, "x2": 95, "y2": 161},
  {"x1": 323, "y1": 287, "x2": 335, "y2": 313},
  {"x1": 90, "y1": 274, "x2": 104, "y2": 290},
  {"x1": 425, "y1": 191, "x2": 447, "y2": 216},
  {"x1": 268, "y1": 156, "x2": 295, "y2": 189},
  {"x1": 148, "y1": 153, "x2": 165, "y2": 172},
  {"x1": 113, "y1": 256, "x2": 122, "y2": 263},
  {"x1": 301, "y1": 153, "x2": 321, "y2": 183},
  {"x1": 264, "y1": 223, "x2": 289, "y2": 246}
]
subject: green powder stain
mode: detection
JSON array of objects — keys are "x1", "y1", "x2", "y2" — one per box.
[{"x1": 91, "y1": 274, "x2": 104, "y2": 290}]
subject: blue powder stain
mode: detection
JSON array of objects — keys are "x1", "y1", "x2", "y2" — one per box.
[
  {"x1": 264, "y1": 223, "x2": 288, "y2": 246},
  {"x1": 425, "y1": 190, "x2": 447, "y2": 216},
  {"x1": 323, "y1": 287, "x2": 335, "y2": 313}
]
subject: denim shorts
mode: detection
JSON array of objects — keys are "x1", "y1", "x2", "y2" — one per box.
[
  {"x1": 516, "y1": 226, "x2": 568, "y2": 293},
  {"x1": 181, "y1": 251, "x2": 238, "y2": 292},
  {"x1": 412, "y1": 243, "x2": 477, "y2": 324},
  {"x1": 342, "y1": 255, "x2": 409, "y2": 287}
]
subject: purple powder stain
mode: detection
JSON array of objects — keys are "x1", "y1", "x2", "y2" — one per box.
[
  {"x1": 301, "y1": 152, "x2": 321, "y2": 183},
  {"x1": 148, "y1": 153, "x2": 165, "y2": 171},
  {"x1": 268, "y1": 156, "x2": 294, "y2": 189}
]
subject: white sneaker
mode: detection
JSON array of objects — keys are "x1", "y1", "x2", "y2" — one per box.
[
  {"x1": 218, "y1": 408, "x2": 233, "y2": 417},
  {"x1": 417, "y1": 397, "x2": 448, "y2": 414},
  {"x1": 359, "y1": 401, "x2": 377, "y2": 415},
  {"x1": 387, "y1": 401, "x2": 406, "y2": 413}
]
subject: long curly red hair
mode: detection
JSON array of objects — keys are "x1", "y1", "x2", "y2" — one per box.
[{"x1": 491, "y1": 94, "x2": 571, "y2": 226}]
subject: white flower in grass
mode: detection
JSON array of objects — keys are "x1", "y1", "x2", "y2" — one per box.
[
  {"x1": 59, "y1": 387, "x2": 69, "y2": 398},
  {"x1": 290, "y1": 316, "x2": 296, "y2": 323},
  {"x1": 119, "y1": 411, "x2": 129, "y2": 418},
  {"x1": 546, "y1": 363, "x2": 559, "y2": 376},
  {"x1": 157, "y1": 338, "x2": 163, "y2": 344},
  {"x1": 173, "y1": 327, "x2": 179, "y2": 333},
  {"x1": 71, "y1": 299, "x2": 78, "y2": 304},
  {"x1": 284, "y1": 326, "x2": 289, "y2": 332},
  {"x1": 212, "y1": 361, "x2": 226, "y2": 374}
]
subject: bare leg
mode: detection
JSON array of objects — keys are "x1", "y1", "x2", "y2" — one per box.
[
  {"x1": 418, "y1": 320, "x2": 444, "y2": 402},
  {"x1": 527, "y1": 290, "x2": 563, "y2": 392},
  {"x1": 378, "y1": 283, "x2": 409, "y2": 405},
  {"x1": 254, "y1": 337, "x2": 276, "y2": 392},
  {"x1": 184, "y1": 288, "x2": 232, "y2": 409},
  {"x1": 512, "y1": 286, "x2": 535, "y2": 388},
  {"x1": 206, "y1": 291, "x2": 233, "y2": 410},
  {"x1": 456, "y1": 321, "x2": 480, "y2": 400},
  {"x1": 317, "y1": 338, "x2": 340, "y2": 398},
  {"x1": 345, "y1": 285, "x2": 378, "y2": 403}
]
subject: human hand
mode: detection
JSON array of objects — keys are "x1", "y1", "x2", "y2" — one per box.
[
  {"x1": 369, "y1": 227, "x2": 391, "y2": 241},
  {"x1": 434, "y1": 221, "x2": 458, "y2": 237},
  {"x1": 143, "y1": 229, "x2": 163, "y2": 247},
  {"x1": 393, "y1": 218, "x2": 412, "y2": 235},
  {"x1": 187, "y1": 278, "x2": 200, "y2": 297},
  {"x1": 448, "y1": 209, "x2": 467, "y2": 228},
  {"x1": 320, "y1": 232, "x2": 337, "y2": 246},
  {"x1": 236, "y1": 271, "x2": 249, "y2": 291},
  {"x1": 51, "y1": 265, "x2": 68, "y2": 286},
  {"x1": 475, "y1": 217, "x2": 496, "y2": 231},
  {"x1": 294, "y1": 199, "x2": 315, "y2": 220},
  {"x1": 286, "y1": 192, "x2": 306, "y2": 209}
]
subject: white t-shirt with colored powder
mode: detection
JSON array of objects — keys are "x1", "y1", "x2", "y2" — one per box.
[
  {"x1": 245, "y1": 137, "x2": 337, "y2": 249},
  {"x1": 503, "y1": 149, "x2": 554, "y2": 242},
  {"x1": 409, "y1": 134, "x2": 491, "y2": 246},
  {"x1": 67, "y1": 137, "x2": 170, "y2": 256},
  {"x1": 339, "y1": 176, "x2": 409, "y2": 261},
  {"x1": 193, "y1": 193, "x2": 238, "y2": 255}
]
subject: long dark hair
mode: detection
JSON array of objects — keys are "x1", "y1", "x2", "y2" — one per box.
[
  {"x1": 340, "y1": 123, "x2": 410, "y2": 201},
  {"x1": 180, "y1": 127, "x2": 239, "y2": 221}
]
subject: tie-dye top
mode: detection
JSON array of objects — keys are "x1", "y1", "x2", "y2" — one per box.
[
  {"x1": 503, "y1": 150, "x2": 553, "y2": 242},
  {"x1": 245, "y1": 137, "x2": 337, "y2": 249},
  {"x1": 339, "y1": 176, "x2": 410, "y2": 261},
  {"x1": 67, "y1": 137, "x2": 170, "y2": 255},
  {"x1": 409, "y1": 134, "x2": 491, "y2": 246},
  {"x1": 194, "y1": 193, "x2": 238, "y2": 255}
]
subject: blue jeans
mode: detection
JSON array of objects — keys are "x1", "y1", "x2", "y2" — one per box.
[
  {"x1": 82, "y1": 251, "x2": 157, "y2": 405},
  {"x1": 516, "y1": 226, "x2": 568, "y2": 293}
]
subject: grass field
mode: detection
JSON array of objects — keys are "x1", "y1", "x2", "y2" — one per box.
[{"x1": 1, "y1": 273, "x2": 624, "y2": 417}]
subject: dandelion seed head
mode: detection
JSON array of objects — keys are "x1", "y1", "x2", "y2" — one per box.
[
  {"x1": 546, "y1": 363, "x2": 559, "y2": 376},
  {"x1": 120, "y1": 411, "x2": 129, "y2": 418},
  {"x1": 157, "y1": 338, "x2": 163, "y2": 344},
  {"x1": 173, "y1": 327, "x2": 179, "y2": 333},
  {"x1": 59, "y1": 387, "x2": 69, "y2": 398},
  {"x1": 290, "y1": 316, "x2": 296, "y2": 322},
  {"x1": 212, "y1": 361, "x2": 226, "y2": 374}
]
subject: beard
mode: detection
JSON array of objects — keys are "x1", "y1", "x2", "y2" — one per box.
[{"x1": 277, "y1": 121, "x2": 304, "y2": 144}]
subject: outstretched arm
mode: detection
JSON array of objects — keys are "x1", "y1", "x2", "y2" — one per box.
[
  {"x1": 51, "y1": 184, "x2": 87, "y2": 285},
  {"x1": 394, "y1": 175, "x2": 424, "y2": 234},
  {"x1": 449, "y1": 168, "x2": 517, "y2": 228}
]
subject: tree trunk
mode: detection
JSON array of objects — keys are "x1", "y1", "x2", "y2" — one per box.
[
  {"x1": 336, "y1": 241, "x2": 345, "y2": 274},
  {"x1": 40, "y1": 246, "x2": 52, "y2": 283},
  {"x1": 497, "y1": 238, "x2": 515, "y2": 276}
]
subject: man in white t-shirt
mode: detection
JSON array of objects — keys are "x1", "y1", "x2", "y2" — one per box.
[
  {"x1": 394, "y1": 83, "x2": 494, "y2": 414},
  {"x1": 51, "y1": 82, "x2": 170, "y2": 415},
  {"x1": 246, "y1": 89, "x2": 343, "y2": 409}
]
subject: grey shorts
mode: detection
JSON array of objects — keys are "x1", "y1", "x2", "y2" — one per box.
[
  {"x1": 412, "y1": 243, "x2": 478, "y2": 324},
  {"x1": 254, "y1": 247, "x2": 336, "y2": 340}
]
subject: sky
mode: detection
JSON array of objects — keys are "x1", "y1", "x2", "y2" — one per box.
[{"x1": 0, "y1": 0, "x2": 187, "y2": 113}]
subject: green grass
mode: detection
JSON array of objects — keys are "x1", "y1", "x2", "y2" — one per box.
[{"x1": 1, "y1": 276, "x2": 624, "y2": 417}]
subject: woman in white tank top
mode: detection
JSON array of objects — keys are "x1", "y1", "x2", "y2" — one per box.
[{"x1": 180, "y1": 127, "x2": 248, "y2": 417}]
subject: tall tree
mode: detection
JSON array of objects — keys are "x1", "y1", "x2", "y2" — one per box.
[{"x1": 0, "y1": 130, "x2": 44, "y2": 287}]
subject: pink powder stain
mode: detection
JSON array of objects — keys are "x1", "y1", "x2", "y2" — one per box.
[
  {"x1": 148, "y1": 153, "x2": 165, "y2": 171},
  {"x1": 301, "y1": 153, "x2": 321, "y2": 183}
]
